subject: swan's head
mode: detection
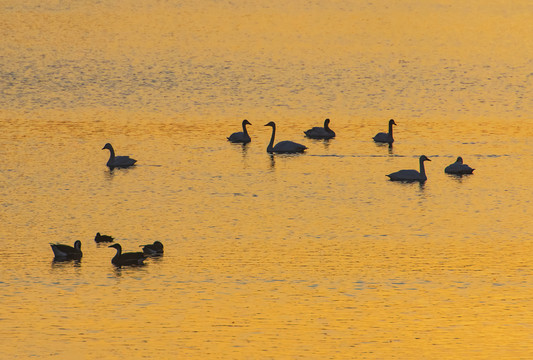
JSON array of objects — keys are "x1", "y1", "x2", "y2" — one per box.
[
  {"x1": 74, "y1": 240, "x2": 82, "y2": 250},
  {"x1": 102, "y1": 143, "x2": 113, "y2": 151},
  {"x1": 264, "y1": 121, "x2": 276, "y2": 128},
  {"x1": 108, "y1": 243, "x2": 122, "y2": 250},
  {"x1": 420, "y1": 155, "x2": 431, "y2": 162},
  {"x1": 324, "y1": 118, "x2": 330, "y2": 125},
  {"x1": 243, "y1": 119, "x2": 252, "y2": 126},
  {"x1": 456, "y1": 156, "x2": 463, "y2": 164},
  {"x1": 389, "y1": 119, "x2": 397, "y2": 126}
]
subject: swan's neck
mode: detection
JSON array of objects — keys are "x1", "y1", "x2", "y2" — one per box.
[
  {"x1": 324, "y1": 122, "x2": 331, "y2": 132},
  {"x1": 107, "y1": 147, "x2": 115, "y2": 161},
  {"x1": 242, "y1": 122, "x2": 249, "y2": 136},
  {"x1": 267, "y1": 125, "x2": 276, "y2": 152},
  {"x1": 419, "y1": 158, "x2": 427, "y2": 177},
  {"x1": 112, "y1": 247, "x2": 122, "y2": 261},
  {"x1": 388, "y1": 122, "x2": 394, "y2": 135}
]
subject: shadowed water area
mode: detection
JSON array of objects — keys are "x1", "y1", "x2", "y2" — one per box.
[{"x1": 1, "y1": 0, "x2": 532, "y2": 358}]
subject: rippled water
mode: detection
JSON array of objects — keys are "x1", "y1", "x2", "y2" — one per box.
[{"x1": 1, "y1": 0, "x2": 532, "y2": 358}]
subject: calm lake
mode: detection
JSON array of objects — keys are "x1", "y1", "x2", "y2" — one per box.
[{"x1": 1, "y1": 0, "x2": 532, "y2": 358}]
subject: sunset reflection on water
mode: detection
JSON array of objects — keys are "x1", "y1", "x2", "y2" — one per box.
[{"x1": 1, "y1": 0, "x2": 532, "y2": 358}]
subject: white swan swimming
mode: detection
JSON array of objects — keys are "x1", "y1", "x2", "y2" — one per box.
[
  {"x1": 387, "y1": 155, "x2": 431, "y2": 182},
  {"x1": 373, "y1": 119, "x2": 396, "y2": 143},
  {"x1": 304, "y1": 118, "x2": 336, "y2": 139},
  {"x1": 265, "y1": 121, "x2": 307, "y2": 154},
  {"x1": 102, "y1": 143, "x2": 137, "y2": 168},
  {"x1": 227, "y1": 119, "x2": 252, "y2": 143},
  {"x1": 445, "y1": 156, "x2": 474, "y2": 174}
]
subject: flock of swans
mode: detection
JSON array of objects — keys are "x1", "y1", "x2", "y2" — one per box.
[
  {"x1": 225, "y1": 118, "x2": 474, "y2": 180},
  {"x1": 101, "y1": 118, "x2": 475, "y2": 181},
  {"x1": 53, "y1": 118, "x2": 475, "y2": 266}
]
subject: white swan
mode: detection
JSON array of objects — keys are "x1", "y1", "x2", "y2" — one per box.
[
  {"x1": 304, "y1": 118, "x2": 336, "y2": 139},
  {"x1": 264, "y1": 122, "x2": 307, "y2": 154},
  {"x1": 445, "y1": 156, "x2": 474, "y2": 174},
  {"x1": 387, "y1": 155, "x2": 431, "y2": 182},
  {"x1": 373, "y1": 119, "x2": 396, "y2": 143},
  {"x1": 102, "y1": 143, "x2": 137, "y2": 168},
  {"x1": 227, "y1": 119, "x2": 252, "y2": 143}
]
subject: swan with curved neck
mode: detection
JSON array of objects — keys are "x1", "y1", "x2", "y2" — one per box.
[
  {"x1": 50, "y1": 240, "x2": 83, "y2": 260},
  {"x1": 445, "y1": 156, "x2": 475, "y2": 174},
  {"x1": 265, "y1": 122, "x2": 307, "y2": 154},
  {"x1": 227, "y1": 119, "x2": 252, "y2": 143},
  {"x1": 387, "y1": 155, "x2": 431, "y2": 182},
  {"x1": 102, "y1": 143, "x2": 137, "y2": 168},
  {"x1": 304, "y1": 118, "x2": 336, "y2": 139},
  {"x1": 373, "y1": 119, "x2": 396, "y2": 143},
  {"x1": 109, "y1": 243, "x2": 146, "y2": 266}
]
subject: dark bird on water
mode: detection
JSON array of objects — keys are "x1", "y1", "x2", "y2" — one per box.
[
  {"x1": 94, "y1": 232, "x2": 114, "y2": 243},
  {"x1": 102, "y1": 143, "x2": 137, "y2": 169},
  {"x1": 227, "y1": 119, "x2": 252, "y2": 144},
  {"x1": 373, "y1": 119, "x2": 397, "y2": 144},
  {"x1": 444, "y1": 156, "x2": 475, "y2": 175},
  {"x1": 387, "y1": 155, "x2": 431, "y2": 182},
  {"x1": 264, "y1": 121, "x2": 307, "y2": 154},
  {"x1": 140, "y1": 241, "x2": 164, "y2": 255},
  {"x1": 304, "y1": 118, "x2": 336, "y2": 139},
  {"x1": 108, "y1": 243, "x2": 146, "y2": 266},
  {"x1": 50, "y1": 240, "x2": 83, "y2": 260}
]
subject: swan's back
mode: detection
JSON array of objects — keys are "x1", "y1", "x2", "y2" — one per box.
[
  {"x1": 387, "y1": 169, "x2": 425, "y2": 181},
  {"x1": 272, "y1": 140, "x2": 307, "y2": 153},
  {"x1": 373, "y1": 132, "x2": 393, "y2": 143},
  {"x1": 445, "y1": 162, "x2": 474, "y2": 174},
  {"x1": 109, "y1": 156, "x2": 137, "y2": 168},
  {"x1": 227, "y1": 132, "x2": 251, "y2": 143},
  {"x1": 304, "y1": 127, "x2": 335, "y2": 139},
  {"x1": 114, "y1": 252, "x2": 146, "y2": 266}
]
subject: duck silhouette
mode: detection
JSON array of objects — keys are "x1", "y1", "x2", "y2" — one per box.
[
  {"x1": 109, "y1": 243, "x2": 146, "y2": 266},
  {"x1": 140, "y1": 241, "x2": 164, "y2": 255},
  {"x1": 50, "y1": 240, "x2": 82, "y2": 260}
]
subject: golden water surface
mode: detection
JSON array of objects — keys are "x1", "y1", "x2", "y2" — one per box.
[{"x1": 1, "y1": 0, "x2": 532, "y2": 358}]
